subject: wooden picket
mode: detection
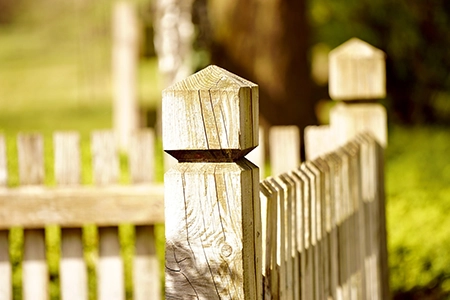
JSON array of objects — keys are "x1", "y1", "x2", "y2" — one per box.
[{"x1": 0, "y1": 130, "x2": 164, "y2": 300}]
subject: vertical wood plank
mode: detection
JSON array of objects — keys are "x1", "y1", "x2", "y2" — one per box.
[
  {"x1": 98, "y1": 227, "x2": 123, "y2": 300},
  {"x1": 129, "y1": 130, "x2": 155, "y2": 184},
  {"x1": 304, "y1": 125, "x2": 333, "y2": 161},
  {"x1": 269, "y1": 126, "x2": 300, "y2": 176},
  {"x1": 286, "y1": 171, "x2": 305, "y2": 300},
  {"x1": 112, "y1": 0, "x2": 139, "y2": 151},
  {"x1": 279, "y1": 173, "x2": 301, "y2": 300},
  {"x1": 292, "y1": 168, "x2": 313, "y2": 300},
  {"x1": 267, "y1": 178, "x2": 288, "y2": 300},
  {"x1": 54, "y1": 132, "x2": 87, "y2": 300},
  {"x1": 91, "y1": 131, "x2": 124, "y2": 300},
  {"x1": 376, "y1": 138, "x2": 390, "y2": 300},
  {"x1": 54, "y1": 132, "x2": 81, "y2": 186},
  {"x1": 133, "y1": 226, "x2": 159, "y2": 300},
  {"x1": 260, "y1": 181, "x2": 279, "y2": 299},
  {"x1": 322, "y1": 154, "x2": 340, "y2": 300},
  {"x1": 301, "y1": 162, "x2": 323, "y2": 300},
  {"x1": 312, "y1": 158, "x2": 333, "y2": 299},
  {"x1": 128, "y1": 130, "x2": 160, "y2": 300},
  {"x1": 60, "y1": 228, "x2": 86, "y2": 300},
  {"x1": 18, "y1": 134, "x2": 47, "y2": 300},
  {"x1": 91, "y1": 131, "x2": 119, "y2": 186},
  {"x1": 0, "y1": 135, "x2": 11, "y2": 300}
]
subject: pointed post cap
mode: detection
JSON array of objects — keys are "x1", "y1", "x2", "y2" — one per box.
[
  {"x1": 329, "y1": 38, "x2": 386, "y2": 100},
  {"x1": 162, "y1": 65, "x2": 259, "y2": 162}
]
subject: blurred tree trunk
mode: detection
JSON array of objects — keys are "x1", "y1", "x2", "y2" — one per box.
[{"x1": 207, "y1": 0, "x2": 317, "y2": 133}]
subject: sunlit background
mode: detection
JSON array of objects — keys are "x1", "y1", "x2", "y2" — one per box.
[{"x1": 0, "y1": 0, "x2": 449, "y2": 299}]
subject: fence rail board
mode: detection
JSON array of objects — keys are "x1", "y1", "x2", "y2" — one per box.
[{"x1": 0, "y1": 185, "x2": 164, "y2": 228}]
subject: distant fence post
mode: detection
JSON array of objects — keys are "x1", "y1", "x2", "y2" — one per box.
[
  {"x1": 163, "y1": 65, "x2": 262, "y2": 298},
  {"x1": 112, "y1": 1, "x2": 139, "y2": 152},
  {"x1": 328, "y1": 37, "x2": 390, "y2": 299}
]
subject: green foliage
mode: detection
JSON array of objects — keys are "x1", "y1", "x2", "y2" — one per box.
[{"x1": 386, "y1": 126, "x2": 450, "y2": 295}]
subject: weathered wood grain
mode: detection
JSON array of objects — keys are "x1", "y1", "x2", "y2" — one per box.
[
  {"x1": 164, "y1": 160, "x2": 261, "y2": 299},
  {"x1": 18, "y1": 134, "x2": 47, "y2": 300},
  {"x1": 259, "y1": 180, "x2": 279, "y2": 299},
  {"x1": 54, "y1": 132, "x2": 88, "y2": 300},
  {"x1": 0, "y1": 185, "x2": 164, "y2": 229},
  {"x1": 162, "y1": 65, "x2": 259, "y2": 161}
]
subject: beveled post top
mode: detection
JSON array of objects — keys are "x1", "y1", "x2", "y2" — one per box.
[{"x1": 162, "y1": 65, "x2": 259, "y2": 162}]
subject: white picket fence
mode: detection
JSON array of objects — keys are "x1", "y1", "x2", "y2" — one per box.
[{"x1": 0, "y1": 38, "x2": 389, "y2": 299}]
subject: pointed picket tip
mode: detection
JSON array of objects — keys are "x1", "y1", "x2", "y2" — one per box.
[
  {"x1": 162, "y1": 65, "x2": 259, "y2": 162},
  {"x1": 329, "y1": 38, "x2": 385, "y2": 59},
  {"x1": 329, "y1": 38, "x2": 386, "y2": 101}
]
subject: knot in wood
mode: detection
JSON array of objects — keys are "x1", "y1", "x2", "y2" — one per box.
[
  {"x1": 220, "y1": 244, "x2": 233, "y2": 258},
  {"x1": 162, "y1": 65, "x2": 259, "y2": 162}
]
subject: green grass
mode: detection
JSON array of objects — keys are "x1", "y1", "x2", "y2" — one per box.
[{"x1": 386, "y1": 125, "x2": 450, "y2": 296}]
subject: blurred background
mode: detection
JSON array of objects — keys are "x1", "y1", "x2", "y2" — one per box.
[{"x1": 0, "y1": 0, "x2": 449, "y2": 298}]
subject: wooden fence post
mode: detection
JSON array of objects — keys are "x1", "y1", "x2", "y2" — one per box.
[
  {"x1": 329, "y1": 38, "x2": 387, "y2": 148},
  {"x1": 113, "y1": 1, "x2": 139, "y2": 152},
  {"x1": 329, "y1": 37, "x2": 389, "y2": 299},
  {"x1": 163, "y1": 65, "x2": 262, "y2": 298}
]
